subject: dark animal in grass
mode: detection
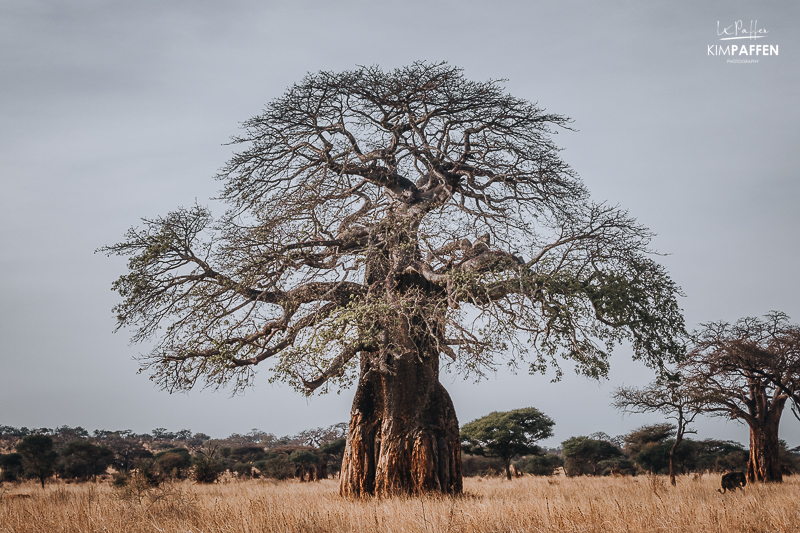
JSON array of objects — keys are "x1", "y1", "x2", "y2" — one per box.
[{"x1": 718, "y1": 472, "x2": 746, "y2": 493}]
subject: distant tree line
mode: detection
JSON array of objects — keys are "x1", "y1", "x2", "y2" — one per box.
[
  {"x1": 458, "y1": 405, "x2": 800, "y2": 480},
  {"x1": 5, "y1": 312, "x2": 800, "y2": 488},
  {"x1": 461, "y1": 423, "x2": 800, "y2": 479},
  {"x1": 0, "y1": 422, "x2": 347, "y2": 488}
]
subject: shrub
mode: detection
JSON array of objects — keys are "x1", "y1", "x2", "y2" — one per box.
[
  {"x1": 289, "y1": 450, "x2": 320, "y2": 481},
  {"x1": 57, "y1": 440, "x2": 115, "y2": 481},
  {"x1": 461, "y1": 454, "x2": 505, "y2": 477},
  {"x1": 231, "y1": 462, "x2": 254, "y2": 478},
  {"x1": 562, "y1": 437, "x2": 622, "y2": 476},
  {"x1": 191, "y1": 449, "x2": 223, "y2": 484},
  {"x1": 0, "y1": 452, "x2": 24, "y2": 482},
  {"x1": 598, "y1": 458, "x2": 637, "y2": 476},
  {"x1": 319, "y1": 438, "x2": 346, "y2": 477},
  {"x1": 515, "y1": 454, "x2": 563, "y2": 476},
  {"x1": 154, "y1": 448, "x2": 191, "y2": 479},
  {"x1": 255, "y1": 455, "x2": 295, "y2": 480}
]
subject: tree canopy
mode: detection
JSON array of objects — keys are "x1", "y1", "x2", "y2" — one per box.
[
  {"x1": 561, "y1": 436, "x2": 622, "y2": 476},
  {"x1": 103, "y1": 61, "x2": 684, "y2": 394},
  {"x1": 57, "y1": 440, "x2": 114, "y2": 482},
  {"x1": 461, "y1": 407, "x2": 554, "y2": 479},
  {"x1": 15, "y1": 434, "x2": 58, "y2": 488}
]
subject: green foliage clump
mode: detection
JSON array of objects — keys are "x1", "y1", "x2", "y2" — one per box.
[
  {"x1": 461, "y1": 407, "x2": 555, "y2": 479},
  {"x1": 562, "y1": 436, "x2": 622, "y2": 476},
  {"x1": 154, "y1": 447, "x2": 191, "y2": 479},
  {"x1": 623, "y1": 424, "x2": 675, "y2": 458},
  {"x1": 191, "y1": 448, "x2": 224, "y2": 484},
  {"x1": 514, "y1": 454, "x2": 564, "y2": 476},
  {"x1": 57, "y1": 440, "x2": 114, "y2": 481},
  {"x1": 15, "y1": 434, "x2": 58, "y2": 488},
  {"x1": 598, "y1": 458, "x2": 637, "y2": 476},
  {"x1": 461, "y1": 455, "x2": 505, "y2": 477},
  {"x1": 289, "y1": 449, "x2": 321, "y2": 481},
  {"x1": 255, "y1": 455, "x2": 295, "y2": 480},
  {"x1": 0, "y1": 452, "x2": 24, "y2": 482},
  {"x1": 318, "y1": 438, "x2": 346, "y2": 478}
]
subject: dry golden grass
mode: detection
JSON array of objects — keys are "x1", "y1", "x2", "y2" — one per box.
[{"x1": 1, "y1": 474, "x2": 798, "y2": 533}]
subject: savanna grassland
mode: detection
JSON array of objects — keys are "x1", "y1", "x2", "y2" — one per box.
[{"x1": 2, "y1": 474, "x2": 799, "y2": 533}]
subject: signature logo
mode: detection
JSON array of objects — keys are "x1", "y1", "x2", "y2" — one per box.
[{"x1": 717, "y1": 20, "x2": 768, "y2": 40}]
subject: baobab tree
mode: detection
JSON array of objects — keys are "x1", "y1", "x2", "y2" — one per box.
[
  {"x1": 103, "y1": 62, "x2": 685, "y2": 497},
  {"x1": 613, "y1": 373, "x2": 709, "y2": 485},
  {"x1": 681, "y1": 312, "x2": 800, "y2": 483}
]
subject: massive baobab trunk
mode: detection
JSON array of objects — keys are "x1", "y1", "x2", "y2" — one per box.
[
  {"x1": 747, "y1": 403, "x2": 784, "y2": 483},
  {"x1": 339, "y1": 350, "x2": 462, "y2": 497}
]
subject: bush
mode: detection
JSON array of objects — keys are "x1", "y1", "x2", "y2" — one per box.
[
  {"x1": 289, "y1": 449, "x2": 320, "y2": 481},
  {"x1": 191, "y1": 449, "x2": 224, "y2": 484},
  {"x1": 598, "y1": 458, "x2": 637, "y2": 476},
  {"x1": 231, "y1": 462, "x2": 254, "y2": 479},
  {"x1": 230, "y1": 446, "x2": 266, "y2": 464},
  {"x1": 0, "y1": 452, "x2": 24, "y2": 482},
  {"x1": 154, "y1": 448, "x2": 191, "y2": 479},
  {"x1": 780, "y1": 441, "x2": 800, "y2": 475},
  {"x1": 57, "y1": 440, "x2": 114, "y2": 482},
  {"x1": 319, "y1": 438, "x2": 346, "y2": 477},
  {"x1": 131, "y1": 458, "x2": 162, "y2": 487},
  {"x1": 111, "y1": 471, "x2": 130, "y2": 487},
  {"x1": 562, "y1": 437, "x2": 623, "y2": 476},
  {"x1": 461, "y1": 454, "x2": 505, "y2": 477},
  {"x1": 515, "y1": 454, "x2": 563, "y2": 476},
  {"x1": 255, "y1": 455, "x2": 295, "y2": 480},
  {"x1": 112, "y1": 465, "x2": 163, "y2": 504}
]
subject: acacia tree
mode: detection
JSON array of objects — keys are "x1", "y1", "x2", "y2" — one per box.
[
  {"x1": 561, "y1": 436, "x2": 622, "y2": 476},
  {"x1": 461, "y1": 407, "x2": 554, "y2": 480},
  {"x1": 613, "y1": 373, "x2": 709, "y2": 485},
  {"x1": 15, "y1": 434, "x2": 58, "y2": 489},
  {"x1": 680, "y1": 312, "x2": 800, "y2": 483},
  {"x1": 103, "y1": 62, "x2": 685, "y2": 497}
]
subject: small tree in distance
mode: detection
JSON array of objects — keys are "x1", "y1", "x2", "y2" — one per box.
[
  {"x1": 15, "y1": 434, "x2": 58, "y2": 488},
  {"x1": 57, "y1": 440, "x2": 114, "y2": 482},
  {"x1": 191, "y1": 447, "x2": 224, "y2": 484},
  {"x1": 461, "y1": 407, "x2": 554, "y2": 480},
  {"x1": 613, "y1": 372, "x2": 709, "y2": 485},
  {"x1": 561, "y1": 436, "x2": 622, "y2": 476},
  {"x1": 289, "y1": 449, "x2": 321, "y2": 482}
]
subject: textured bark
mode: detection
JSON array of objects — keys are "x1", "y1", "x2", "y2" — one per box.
[
  {"x1": 747, "y1": 410, "x2": 783, "y2": 483},
  {"x1": 339, "y1": 351, "x2": 462, "y2": 497}
]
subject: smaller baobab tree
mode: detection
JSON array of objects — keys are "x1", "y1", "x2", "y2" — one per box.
[
  {"x1": 612, "y1": 372, "x2": 709, "y2": 485},
  {"x1": 681, "y1": 312, "x2": 800, "y2": 483}
]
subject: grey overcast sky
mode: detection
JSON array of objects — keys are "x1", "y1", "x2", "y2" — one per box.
[{"x1": 1, "y1": 1, "x2": 799, "y2": 448}]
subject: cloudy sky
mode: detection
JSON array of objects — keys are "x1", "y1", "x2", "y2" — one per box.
[{"x1": 1, "y1": 0, "x2": 799, "y2": 448}]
